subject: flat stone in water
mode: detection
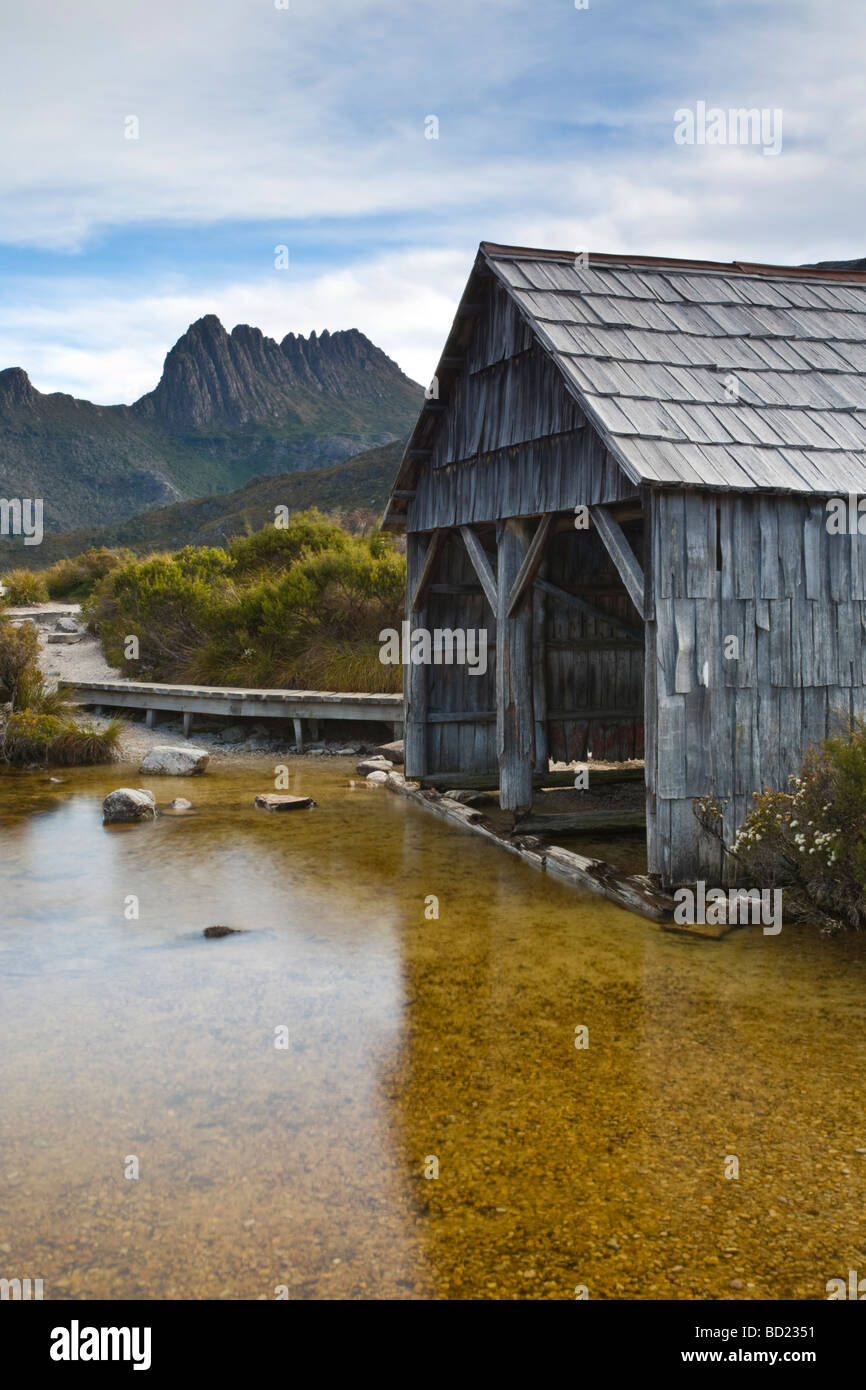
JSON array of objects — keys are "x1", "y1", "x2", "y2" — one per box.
[{"x1": 254, "y1": 793, "x2": 316, "y2": 811}]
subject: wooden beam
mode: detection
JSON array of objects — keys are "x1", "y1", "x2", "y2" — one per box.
[
  {"x1": 507, "y1": 513, "x2": 554, "y2": 616},
  {"x1": 590, "y1": 504, "x2": 646, "y2": 619},
  {"x1": 409, "y1": 530, "x2": 445, "y2": 612},
  {"x1": 427, "y1": 711, "x2": 495, "y2": 723},
  {"x1": 459, "y1": 526, "x2": 498, "y2": 610},
  {"x1": 546, "y1": 708, "x2": 642, "y2": 721},
  {"x1": 420, "y1": 767, "x2": 644, "y2": 791},
  {"x1": 533, "y1": 579, "x2": 642, "y2": 641},
  {"x1": 497, "y1": 519, "x2": 534, "y2": 812},
  {"x1": 552, "y1": 504, "x2": 643, "y2": 534},
  {"x1": 543, "y1": 847, "x2": 672, "y2": 921},
  {"x1": 515, "y1": 810, "x2": 646, "y2": 836}
]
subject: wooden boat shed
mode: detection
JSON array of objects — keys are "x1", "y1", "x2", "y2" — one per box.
[{"x1": 382, "y1": 243, "x2": 866, "y2": 886}]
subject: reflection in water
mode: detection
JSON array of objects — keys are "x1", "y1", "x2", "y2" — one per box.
[{"x1": 1, "y1": 759, "x2": 865, "y2": 1300}]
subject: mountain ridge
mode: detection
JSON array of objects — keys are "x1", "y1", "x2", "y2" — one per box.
[
  {"x1": 0, "y1": 318, "x2": 422, "y2": 533},
  {"x1": 3, "y1": 438, "x2": 406, "y2": 567}
]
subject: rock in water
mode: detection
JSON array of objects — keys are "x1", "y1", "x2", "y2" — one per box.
[
  {"x1": 366, "y1": 770, "x2": 389, "y2": 783},
  {"x1": 54, "y1": 616, "x2": 82, "y2": 633},
  {"x1": 254, "y1": 794, "x2": 316, "y2": 811},
  {"x1": 164, "y1": 797, "x2": 194, "y2": 815},
  {"x1": 371, "y1": 740, "x2": 404, "y2": 764},
  {"x1": 103, "y1": 788, "x2": 158, "y2": 823},
  {"x1": 356, "y1": 757, "x2": 392, "y2": 775},
  {"x1": 203, "y1": 925, "x2": 243, "y2": 938},
  {"x1": 139, "y1": 745, "x2": 210, "y2": 776}
]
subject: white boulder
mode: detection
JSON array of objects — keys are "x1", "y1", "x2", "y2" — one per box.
[
  {"x1": 139, "y1": 745, "x2": 210, "y2": 776},
  {"x1": 103, "y1": 788, "x2": 158, "y2": 823}
]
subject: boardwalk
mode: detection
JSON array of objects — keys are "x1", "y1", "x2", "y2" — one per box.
[{"x1": 62, "y1": 679, "x2": 404, "y2": 748}]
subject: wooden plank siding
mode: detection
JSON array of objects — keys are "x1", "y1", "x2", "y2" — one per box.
[
  {"x1": 543, "y1": 525, "x2": 644, "y2": 765},
  {"x1": 648, "y1": 489, "x2": 866, "y2": 885},
  {"x1": 425, "y1": 530, "x2": 497, "y2": 775},
  {"x1": 407, "y1": 284, "x2": 636, "y2": 534}
]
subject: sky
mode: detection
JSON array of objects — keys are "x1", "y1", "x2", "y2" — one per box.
[{"x1": 0, "y1": 0, "x2": 864, "y2": 403}]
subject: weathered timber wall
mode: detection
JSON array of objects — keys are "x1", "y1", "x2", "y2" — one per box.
[
  {"x1": 424, "y1": 531, "x2": 498, "y2": 774},
  {"x1": 650, "y1": 489, "x2": 866, "y2": 885},
  {"x1": 407, "y1": 282, "x2": 635, "y2": 532},
  {"x1": 544, "y1": 526, "x2": 645, "y2": 763}
]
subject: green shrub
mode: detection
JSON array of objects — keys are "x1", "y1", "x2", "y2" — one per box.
[
  {"x1": 13, "y1": 665, "x2": 75, "y2": 717},
  {"x1": 42, "y1": 547, "x2": 130, "y2": 600},
  {"x1": 227, "y1": 509, "x2": 350, "y2": 578},
  {"x1": 0, "y1": 615, "x2": 41, "y2": 706},
  {"x1": 696, "y1": 723, "x2": 866, "y2": 930},
  {"x1": 0, "y1": 568, "x2": 49, "y2": 604},
  {"x1": 87, "y1": 510, "x2": 406, "y2": 691},
  {"x1": 1, "y1": 710, "x2": 121, "y2": 766}
]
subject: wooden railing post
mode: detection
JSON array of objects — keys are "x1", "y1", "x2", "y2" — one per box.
[{"x1": 496, "y1": 519, "x2": 534, "y2": 810}]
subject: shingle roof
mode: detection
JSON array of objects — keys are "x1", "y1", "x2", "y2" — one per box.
[{"x1": 483, "y1": 244, "x2": 866, "y2": 494}]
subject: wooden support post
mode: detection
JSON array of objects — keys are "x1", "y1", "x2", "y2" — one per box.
[
  {"x1": 641, "y1": 488, "x2": 658, "y2": 877},
  {"x1": 92, "y1": 705, "x2": 103, "y2": 718},
  {"x1": 308, "y1": 720, "x2": 320, "y2": 742},
  {"x1": 410, "y1": 529, "x2": 445, "y2": 612},
  {"x1": 496, "y1": 519, "x2": 534, "y2": 812},
  {"x1": 507, "y1": 514, "x2": 554, "y2": 616},
  {"x1": 532, "y1": 559, "x2": 549, "y2": 773},
  {"x1": 405, "y1": 532, "x2": 430, "y2": 778},
  {"x1": 392, "y1": 720, "x2": 403, "y2": 740},
  {"x1": 145, "y1": 709, "x2": 156, "y2": 729},
  {"x1": 293, "y1": 717, "x2": 303, "y2": 750},
  {"x1": 182, "y1": 711, "x2": 193, "y2": 739},
  {"x1": 458, "y1": 526, "x2": 498, "y2": 611},
  {"x1": 590, "y1": 505, "x2": 646, "y2": 618}
]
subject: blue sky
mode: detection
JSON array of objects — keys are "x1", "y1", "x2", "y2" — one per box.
[{"x1": 0, "y1": 0, "x2": 864, "y2": 402}]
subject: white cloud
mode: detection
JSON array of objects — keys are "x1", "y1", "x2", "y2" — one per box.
[
  {"x1": 2, "y1": 0, "x2": 866, "y2": 400},
  {"x1": 0, "y1": 248, "x2": 470, "y2": 401}
]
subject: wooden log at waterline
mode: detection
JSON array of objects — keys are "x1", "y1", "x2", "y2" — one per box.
[
  {"x1": 515, "y1": 810, "x2": 646, "y2": 836},
  {"x1": 383, "y1": 771, "x2": 674, "y2": 923},
  {"x1": 419, "y1": 766, "x2": 644, "y2": 791}
]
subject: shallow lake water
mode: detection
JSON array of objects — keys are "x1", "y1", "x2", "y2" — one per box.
[{"x1": 1, "y1": 756, "x2": 865, "y2": 1300}]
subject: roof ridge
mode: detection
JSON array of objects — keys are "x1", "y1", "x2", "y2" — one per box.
[{"x1": 479, "y1": 242, "x2": 866, "y2": 284}]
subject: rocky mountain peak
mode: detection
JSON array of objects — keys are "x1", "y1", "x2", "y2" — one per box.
[
  {"x1": 133, "y1": 317, "x2": 419, "y2": 429},
  {"x1": 0, "y1": 367, "x2": 37, "y2": 408}
]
